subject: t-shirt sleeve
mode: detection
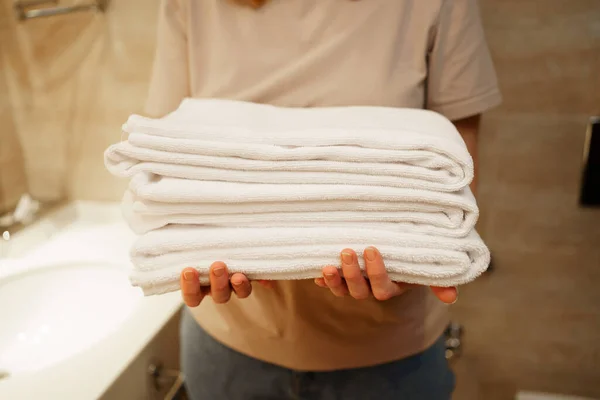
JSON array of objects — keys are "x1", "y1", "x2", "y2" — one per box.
[
  {"x1": 144, "y1": 0, "x2": 190, "y2": 118},
  {"x1": 426, "y1": 0, "x2": 502, "y2": 121}
]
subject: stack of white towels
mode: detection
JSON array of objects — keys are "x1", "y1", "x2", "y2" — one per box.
[{"x1": 104, "y1": 98, "x2": 490, "y2": 296}]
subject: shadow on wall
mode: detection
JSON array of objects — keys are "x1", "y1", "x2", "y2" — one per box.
[
  {"x1": 0, "y1": 48, "x2": 27, "y2": 214},
  {"x1": 0, "y1": 1, "x2": 98, "y2": 203}
]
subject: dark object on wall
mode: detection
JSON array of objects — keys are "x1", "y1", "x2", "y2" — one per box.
[{"x1": 580, "y1": 117, "x2": 600, "y2": 206}]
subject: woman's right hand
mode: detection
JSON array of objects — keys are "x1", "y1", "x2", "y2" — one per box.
[{"x1": 180, "y1": 262, "x2": 273, "y2": 307}]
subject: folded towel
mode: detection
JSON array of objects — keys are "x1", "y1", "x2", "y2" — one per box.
[
  {"x1": 122, "y1": 185, "x2": 478, "y2": 237},
  {"x1": 102, "y1": 99, "x2": 490, "y2": 296},
  {"x1": 129, "y1": 226, "x2": 490, "y2": 296},
  {"x1": 105, "y1": 98, "x2": 474, "y2": 192}
]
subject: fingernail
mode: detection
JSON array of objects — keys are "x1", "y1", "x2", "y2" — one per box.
[
  {"x1": 450, "y1": 288, "x2": 459, "y2": 305},
  {"x1": 325, "y1": 272, "x2": 336, "y2": 280},
  {"x1": 341, "y1": 251, "x2": 353, "y2": 264},
  {"x1": 183, "y1": 270, "x2": 195, "y2": 281},
  {"x1": 364, "y1": 247, "x2": 377, "y2": 261},
  {"x1": 231, "y1": 276, "x2": 242, "y2": 286},
  {"x1": 213, "y1": 266, "x2": 225, "y2": 277}
]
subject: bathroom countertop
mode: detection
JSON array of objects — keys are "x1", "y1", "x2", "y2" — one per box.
[
  {"x1": 0, "y1": 201, "x2": 183, "y2": 400},
  {"x1": 0, "y1": 293, "x2": 182, "y2": 399}
]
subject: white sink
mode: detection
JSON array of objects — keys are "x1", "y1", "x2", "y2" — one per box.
[
  {"x1": 0, "y1": 263, "x2": 142, "y2": 375},
  {"x1": 0, "y1": 202, "x2": 182, "y2": 399}
]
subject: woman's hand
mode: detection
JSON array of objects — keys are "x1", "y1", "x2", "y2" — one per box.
[
  {"x1": 180, "y1": 262, "x2": 274, "y2": 307},
  {"x1": 314, "y1": 247, "x2": 458, "y2": 304}
]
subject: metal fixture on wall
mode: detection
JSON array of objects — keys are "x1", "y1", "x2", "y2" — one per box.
[
  {"x1": 147, "y1": 359, "x2": 187, "y2": 400},
  {"x1": 444, "y1": 322, "x2": 463, "y2": 361},
  {"x1": 14, "y1": 0, "x2": 107, "y2": 21}
]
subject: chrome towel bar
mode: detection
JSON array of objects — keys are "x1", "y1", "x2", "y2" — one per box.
[{"x1": 14, "y1": 0, "x2": 106, "y2": 21}]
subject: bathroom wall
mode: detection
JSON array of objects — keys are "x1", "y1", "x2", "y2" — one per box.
[
  {"x1": 0, "y1": 0, "x2": 159, "y2": 204},
  {"x1": 452, "y1": 1, "x2": 600, "y2": 398},
  {"x1": 0, "y1": 12, "x2": 27, "y2": 213}
]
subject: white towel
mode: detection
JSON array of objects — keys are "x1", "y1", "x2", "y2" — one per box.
[
  {"x1": 129, "y1": 226, "x2": 490, "y2": 296},
  {"x1": 102, "y1": 99, "x2": 489, "y2": 296},
  {"x1": 122, "y1": 185, "x2": 478, "y2": 237},
  {"x1": 105, "y1": 98, "x2": 474, "y2": 192}
]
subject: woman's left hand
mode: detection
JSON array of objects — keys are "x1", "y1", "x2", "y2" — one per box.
[{"x1": 314, "y1": 247, "x2": 458, "y2": 304}]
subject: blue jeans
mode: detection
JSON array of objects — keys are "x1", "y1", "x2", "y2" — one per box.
[{"x1": 180, "y1": 308, "x2": 455, "y2": 400}]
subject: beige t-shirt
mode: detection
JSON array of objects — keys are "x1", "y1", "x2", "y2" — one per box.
[{"x1": 145, "y1": 0, "x2": 501, "y2": 371}]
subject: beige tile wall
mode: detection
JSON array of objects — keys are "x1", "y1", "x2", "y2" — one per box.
[
  {"x1": 0, "y1": 0, "x2": 159, "y2": 203},
  {"x1": 0, "y1": 47, "x2": 27, "y2": 214},
  {"x1": 452, "y1": 0, "x2": 600, "y2": 398}
]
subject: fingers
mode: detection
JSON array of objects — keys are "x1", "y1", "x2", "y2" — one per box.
[
  {"x1": 364, "y1": 247, "x2": 407, "y2": 301},
  {"x1": 431, "y1": 286, "x2": 458, "y2": 304},
  {"x1": 209, "y1": 261, "x2": 232, "y2": 304},
  {"x1": 314, "y1": 277, "x2": 327, "y2": 288},
  {"x1": 322, "y1": 266, "x2": 348, "y2": 297},
  {"x1": 181, "y1": 267, "x2": 204, "y2": 307},
  {"x1": 340, "y1": 249, "x2": 370, "y2": 300},
  {"x1": 231, "y1": 273, "x2": 252, "y2": 299},
  {"x1": 314, "y1": 247, "x2": 455, "y2": 304}
]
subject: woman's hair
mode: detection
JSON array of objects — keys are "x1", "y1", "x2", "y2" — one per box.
[
  {"x1": 232, "y1": 0, "x2": 357, "y2": 8},
  {"x1": 231, "y1": 0, "x2": 269, "y2": 8}
]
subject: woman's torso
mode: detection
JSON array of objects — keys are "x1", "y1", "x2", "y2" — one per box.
[{"x1": 174, "y1": 0, "x2": 450, "y2": 370}]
